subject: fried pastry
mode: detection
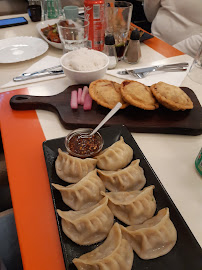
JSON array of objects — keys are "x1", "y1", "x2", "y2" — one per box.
[
  {"x1": 89, "y1": 79, "x2": 128, "y2": 109},
  {"x1": 121, "y1": 80, "x2": 159, "y2": 110},
  {"x1": 150, "y1": 81, "x2": 193, "y2": 111}
]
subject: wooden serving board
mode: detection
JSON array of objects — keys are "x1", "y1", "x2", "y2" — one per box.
[{"x1": 10, "y1": 85, "x2": 202, "y2": 135}]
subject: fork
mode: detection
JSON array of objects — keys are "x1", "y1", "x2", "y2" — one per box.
[
  {"x1": 126, "y1": 66, "x2": 187, "y2": 79},
  {"x1": 125, "y1": 63, "x2": 188, "y2": 79}
]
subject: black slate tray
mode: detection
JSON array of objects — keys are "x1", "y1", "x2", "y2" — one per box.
[{"x1": 43, "y1": 125, "x2": 202, "y2": 270}]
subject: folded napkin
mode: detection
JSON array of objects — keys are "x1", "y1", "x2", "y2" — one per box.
[
  {"x1": 2, "y1": 55, "x2": 66, "y2": 89},
  {"x1": 107, "y1": 55, "x2": 193, "y2": 86}
]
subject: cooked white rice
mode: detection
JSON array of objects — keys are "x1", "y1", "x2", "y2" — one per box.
[{"x1": 63, "y1": 48, "x2": 107, "y2": 71}]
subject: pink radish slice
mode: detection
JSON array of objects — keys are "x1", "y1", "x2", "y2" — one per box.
[
  {"x1": 83, "y1": 93, "x2": 92, "y2": 111},
  {"x1": 71, "y1": 90, "x2": 78, "y2": 109},
  {"x1": 77, "y1": 88, "x2": 83, "y2": 104},
  {"x1": 80, "y1": 86, "x2": 89, "y2": 105}
]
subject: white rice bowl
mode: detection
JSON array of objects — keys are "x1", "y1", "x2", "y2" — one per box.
[{"x1": 60, "y1": 48, "x2": 109, "y2": 84}]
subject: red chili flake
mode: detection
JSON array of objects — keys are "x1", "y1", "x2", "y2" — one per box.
[{"x1": 68, "y1": 132, "x2": 102, "y2": 157}]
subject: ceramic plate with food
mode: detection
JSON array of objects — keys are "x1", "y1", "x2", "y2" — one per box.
[{"x1": 36, "y1": 19, "x2": 62, "y2": 49}]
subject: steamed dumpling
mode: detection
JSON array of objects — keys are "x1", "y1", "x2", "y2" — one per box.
[
  {"x1": 120, "y1": 208, "x2": 177, "y2": 259},
  {"x1": 73, "y1": 223, "x2": 134, "y2": 270},
  {"x1": 97, "y1": 159, "x2": 146, "y2": 192},
  {"x1": 95, "y1": 137, "x2": 133, "y2": 171},
  {"x1": 102, "y1": 186, "x2": 156, "y2": 225},
  {"x1": 52, "y1": 170, "x2": 105, "y2": 210},
  {"x1": 55, "y1": 148, "x2": 97, "y2": 183},
  {"x1": 57, "y1": 197, "x2": 114, "y2": 245}
]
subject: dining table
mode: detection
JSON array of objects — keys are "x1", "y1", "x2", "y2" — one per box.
[{"x1": 0, "y1": 13, "x2": 202, "y2": 270}]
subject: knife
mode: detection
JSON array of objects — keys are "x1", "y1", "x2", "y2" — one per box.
[
  {"x1": 13, "y1": 65, "x2": 64, "y2": 82},
  {"x1": 117, "y1": 62, "x2": 189, "y2": 75}
]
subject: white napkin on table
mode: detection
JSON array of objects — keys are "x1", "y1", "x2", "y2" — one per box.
[
  {"x1": 1, "y1": 55, "x2": 66, "y2": 89},
  {"x1": 106, "y1": 55, "x2": 193, "y2": 86}
]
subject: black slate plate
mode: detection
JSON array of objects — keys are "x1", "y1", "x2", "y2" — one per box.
[{"x1": 43, "y1": 125, "x2": 202, "y2": 270}]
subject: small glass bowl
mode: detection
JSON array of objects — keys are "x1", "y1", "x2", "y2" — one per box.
[{"x1": 65, "y1": 128, "x2": 104, "y2": 158}]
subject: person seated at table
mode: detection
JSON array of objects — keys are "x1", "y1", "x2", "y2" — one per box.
[{"x1": 143, "y1": 0, "x2": 202, "y2": 58}]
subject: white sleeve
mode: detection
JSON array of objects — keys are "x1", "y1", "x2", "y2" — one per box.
[
  {"x1": 143, "y1": 0, "x2": 161, "y2": 22},
  {"x1": 173, "y1": 33, "x2": 202, "y2": 58}
]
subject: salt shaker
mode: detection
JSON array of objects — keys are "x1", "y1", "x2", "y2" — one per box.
[
  {"x1": 103, "y1": 34, "x2": 118, "y2": 69},
  {"x1": 124, "y1": 29, "x2": 141, "y2": 64}
]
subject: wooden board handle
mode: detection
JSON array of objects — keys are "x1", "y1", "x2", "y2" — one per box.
[{"x1": 10, "y1": 94, "x2": 56, "y2": 110}]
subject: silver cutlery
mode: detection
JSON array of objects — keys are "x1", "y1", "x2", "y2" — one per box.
[
  {"x1": 13, "y1": 65, "x2": 64, "y2": 82},
  {"x1": 117, "y1": 62, "x2": 189, "y2": 79}
]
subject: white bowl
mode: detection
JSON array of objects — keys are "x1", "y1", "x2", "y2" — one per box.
[
  {"x1": 60, "y1": 50, "x2": 109, "y2": 84},
  {"x1": 36, "y1": 19, "x2": 62, "y2": 49}
]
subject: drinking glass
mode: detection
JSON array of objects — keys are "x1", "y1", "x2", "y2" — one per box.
[
  {"x1": 57, "y1": 19, "x2": 89, "y2": 53},
  {"x1": 27, "y1": 0, "x2": 42, "y2": 22},
  {"x1": 63, "y1": 6, "x2": 79, "y2": 20},
  {"x1": 105, "y1": 1, "x2": 133, "y2": 60},
  {"x1": 188, "y1": 42, "x2": 202, "y2": 84},
  {"x1": 43, "y1": 0, "x2": 62, "y2": 20}
]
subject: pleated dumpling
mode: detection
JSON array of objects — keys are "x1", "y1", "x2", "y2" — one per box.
[
  {"x1": 102, "y1": 186, "x2": 156, "y2": 225},
  {"x1": 120, "y1": 208, "x2": 177, "y2": 259},
  {"x1": 73, "y1": 223, "x2": 134, "y2": 270},
  {"x1": 52, "y1": 170, "x2": 105, "y2": 210},
  {"x1": 55, "y1": 148, "x2": 97, "y2": 183},
  {"x1": 95, "y1": 136, "x2": 133, "y2": 171},
  {"x1": 97, "y1": 159, "x2": 146, "y2": 192},
  {"x1": 57, "y1": 197, "x2": 114, "y2": 245}
]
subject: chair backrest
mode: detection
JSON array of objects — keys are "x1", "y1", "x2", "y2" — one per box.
[
  {"x1": 0, "y1": 209, "x2": 23, "y2": 270},
  {"x1": 0, "y1": 0, "x2": 28, "y2": 16}
]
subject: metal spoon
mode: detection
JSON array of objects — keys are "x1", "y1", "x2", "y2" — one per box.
[{"x1": 90, "y1": 102, "x2": 122, "y2": 136}]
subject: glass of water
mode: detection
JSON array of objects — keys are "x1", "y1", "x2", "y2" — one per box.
[
  {"x1": 188, "y1": 42, "x2": 202, "y2": 84},
  {"x1": 43, "y1": 0, "x2": 62, "y2": 20},
  {"x1": 57, "y1": 19, "x2": 89, "y2": 54}
]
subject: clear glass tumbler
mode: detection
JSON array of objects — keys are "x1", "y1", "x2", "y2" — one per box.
[
  {"x1": 43, "y1": 0, "x2": 62, "y2": 20},
  {"x1": 105, "y1": 1, "x2": 133, "y2": 60},
  {"x1": 188, "y1": 42, "x2": 202, "y2": 84},
  {"x1": 57, "y1": 18, "x2": 89, "y2": 53}
]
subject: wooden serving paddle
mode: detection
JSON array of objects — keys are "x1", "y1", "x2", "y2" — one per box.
[{"x1": 10, "y1": 85, "x2": 202, "y2": 135}]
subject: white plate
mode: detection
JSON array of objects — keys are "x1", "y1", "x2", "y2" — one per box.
[
  {"x1": 0, "y1": 36, "x2": 49, "y2": 64},
  {"x1": 36, "y1": 19, "x2": 62, "y2": 49}
]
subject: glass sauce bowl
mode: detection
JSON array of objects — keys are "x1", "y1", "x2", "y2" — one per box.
[{"x1": 65, "y1": 128, "x2": 104, "y2": 158}]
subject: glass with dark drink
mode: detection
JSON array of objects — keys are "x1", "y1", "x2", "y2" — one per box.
[
  {"x1": 115, "y1": 43, "x2": 126, "y2": 59},
  {"x1": 27, "y1": 0, "x2": 42, "y2": 22},
  {"x1": 105, "y1": 1, "x2": 133, "y2": 60}
]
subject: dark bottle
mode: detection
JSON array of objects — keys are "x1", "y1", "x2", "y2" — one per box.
[
  {"x1": 27, "y1": 0, "x2": 42, "y2": 22},
  {"x1": 124, "y1": 29, "x2": 141, "y2": 64}
]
